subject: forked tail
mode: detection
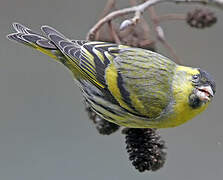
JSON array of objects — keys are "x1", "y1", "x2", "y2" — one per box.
[
  {"x1": 7, "y1": 23, "x2": 64, "y2": 61},
  {"x1": 7, "y1": 23, "x2": 107, "y2": 88}
]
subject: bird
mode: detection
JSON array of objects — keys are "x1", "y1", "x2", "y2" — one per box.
[{"x1": 7, "y1": 23, "x2": 216, "y2": 128}]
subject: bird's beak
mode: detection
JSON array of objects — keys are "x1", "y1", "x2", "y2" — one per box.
[{"x1": 196, "y1": 85, "x2": 214, "y2": 102}]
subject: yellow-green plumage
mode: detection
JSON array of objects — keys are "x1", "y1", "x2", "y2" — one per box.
[{"x1": 7, "y1": 23, "x2": 215, "y2": 128}]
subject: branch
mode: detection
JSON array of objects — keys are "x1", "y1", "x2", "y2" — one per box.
[
  {"x1": 148, "y1": 6, "x2": 182, "y2": 64},
  {"x1": 156, "y1": 13, "x2": 186, "y2": 23},
  {"x1": 108, "y1": 21, "x2": 121, "y2": 44},
  {"x1": 86, "y1": 0, "x2": 223, "y2": 40},
  {"x1": 170, "y1": 0, "x2": 223, "y2": 8},
  {"x1": 94, "y1": 0, "x2": 117, "y2": 41},
  {"x1": 99, "y1": 0, "x2": 116, "y2": 18}
]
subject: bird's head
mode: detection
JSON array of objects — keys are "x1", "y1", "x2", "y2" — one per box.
[{"x1": 189, "y1": 68, "x2": 216, "y2": 108}]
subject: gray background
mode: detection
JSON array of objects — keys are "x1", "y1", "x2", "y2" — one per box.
[{"x1": 0, "y1": 0, "x2": 223, "y2": 179}]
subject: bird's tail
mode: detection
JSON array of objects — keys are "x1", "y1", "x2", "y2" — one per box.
[{"x1": 7, "y1": 23, "x2": 63, "y2": 62}]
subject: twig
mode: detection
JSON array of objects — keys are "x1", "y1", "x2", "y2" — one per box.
[
  {"x1": 157, "y1": 13, "x2": 186, "y2": 23},
  {"x1": 100, "y1": 0, "x2": 116, "y2": 18},
  {"x1": 119, "y1": 0, "x2": 150, "y2": 32},
  {"x1": 95, "y1": 0, "x2": 116, "y2": 41},
  {"x1": 170, "y1": 0, "x2": 223, "y2": 8},
  {"x1": 86, "y1": 0, "x2": 160, "y2": 40},
  {"x1": 129, "y1": 0, "x2": 155, "y2": 48},
  {"x1": 86, "y1": 0, "x2": 223, "y2": 40},
  {"x1": 108, "y1": 21, "x2": 121, "y2": 44},
  {"x1": 161, "y1": 38, "x2": 182, "y2": 64},
  {"x1": 148, "y1": 6, "x2": 182, "y2": 64}
]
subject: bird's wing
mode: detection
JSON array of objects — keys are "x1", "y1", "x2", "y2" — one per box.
[
  {"x1": 8, "y1": 23, "x2": 119, "y2": 89},
  {"x1": 41, "y1": 25, "x2": 123, "y2": 89},
  {"x1": 112, "y1": 47, "x2": 177, "y2": 118}
]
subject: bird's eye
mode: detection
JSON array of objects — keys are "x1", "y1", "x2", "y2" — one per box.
[{"x1": 192, "y1": 75, "x2": 200, "y2": 82}]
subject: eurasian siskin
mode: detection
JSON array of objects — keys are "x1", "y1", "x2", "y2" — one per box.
[{"x1": 7, "y1": 23, "x2": 216, "y2": 128}]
